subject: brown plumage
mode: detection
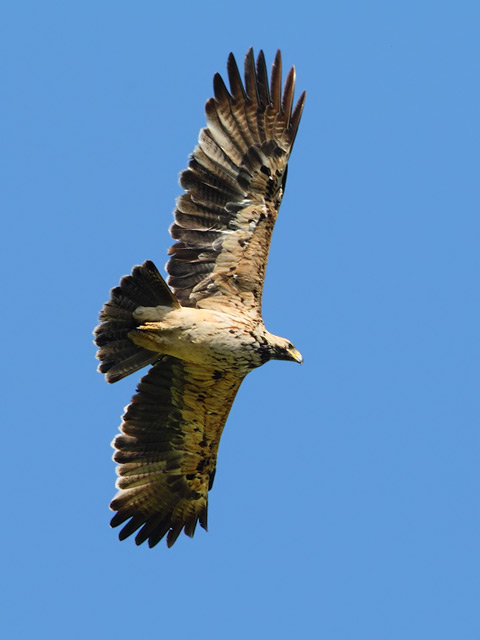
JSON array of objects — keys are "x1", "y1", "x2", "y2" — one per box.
[{"x1": 94, "y1": 49, "x2": 305, "y2": 548}]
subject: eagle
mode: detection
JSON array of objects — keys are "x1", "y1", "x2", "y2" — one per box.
[{"x1": 94, "y1": 48, "x2": 305, "y2": 548}]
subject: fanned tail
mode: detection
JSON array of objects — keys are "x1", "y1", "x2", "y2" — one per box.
[{"x1": 94, "y1": 260, "x2": 180, "y2": 383}]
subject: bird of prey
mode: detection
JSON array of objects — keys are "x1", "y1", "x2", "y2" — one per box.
[{"x1": 94, "y1": 48, "x2": 305, "y2": 548}]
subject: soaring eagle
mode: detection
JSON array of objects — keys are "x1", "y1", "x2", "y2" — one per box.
[{"x1": 94, "y1": 49, "x2": 305, "y2": 548}]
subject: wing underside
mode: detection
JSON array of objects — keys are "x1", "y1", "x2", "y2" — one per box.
[
  {"x1": 166, "y1": 49, "x2": 305, "y2": 315},
  {"x1": 109, "y1": 355, "x2": 244, "y2": 547}
]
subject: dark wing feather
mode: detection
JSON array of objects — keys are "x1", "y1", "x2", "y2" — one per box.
[
  {"x1": 166, "y1": 49, "x2": 305, "y2": 316},
  {"x1": 110, "y1": 356, "x2": 244, "y2": 548}
]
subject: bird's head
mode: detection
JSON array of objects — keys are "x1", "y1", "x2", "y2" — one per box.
[{"x1": 268, "y1": 334, "x2": 303, "y2": 364}]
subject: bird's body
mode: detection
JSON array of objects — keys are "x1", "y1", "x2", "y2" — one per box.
[
  {"x1": 132, "y1": 305, "x2": 265, "y2": 370},
  {"x1": 95, "y1": 49, "x2": 305, "y2": 547}
]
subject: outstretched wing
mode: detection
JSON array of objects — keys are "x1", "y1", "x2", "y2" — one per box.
[
  {"x1": 109, "y1": 355, "x2": 244, "y2": 548},
  {"x1": 166, "y1": 48, "x2": 305, "y2": 316}
]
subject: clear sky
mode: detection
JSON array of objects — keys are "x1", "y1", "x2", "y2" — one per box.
[{"x1": 2, "y1": 2, "x2": 479, "y2": 639}]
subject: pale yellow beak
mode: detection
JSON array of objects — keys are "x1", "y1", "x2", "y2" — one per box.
[{"x1": 288, "y1": 346, "x2": 303, "y2": 364}]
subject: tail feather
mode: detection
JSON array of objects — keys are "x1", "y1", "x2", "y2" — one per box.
[{"x1": 94, "y1": 261, "x2": 179, "y2": 383}]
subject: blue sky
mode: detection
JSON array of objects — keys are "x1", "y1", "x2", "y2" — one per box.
[{"x1": 2, "y1": 2, "x2": 479, "y2": 638}]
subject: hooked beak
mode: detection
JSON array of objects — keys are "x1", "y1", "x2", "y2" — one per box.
[{"x1": 288, "y1": 346, "x2": 303, "y2": 364}]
